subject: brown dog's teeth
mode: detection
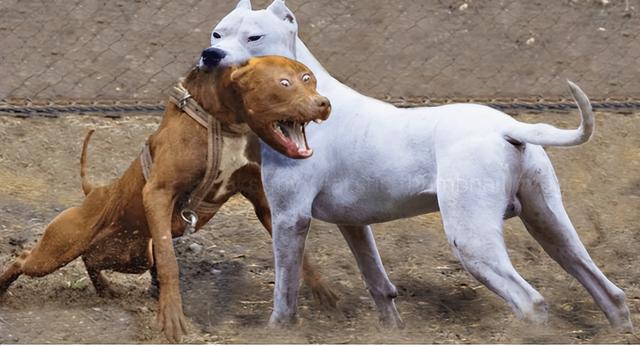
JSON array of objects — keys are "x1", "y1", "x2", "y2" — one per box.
[
  {"x1": 313, "y1": 119, "x2": 323, "y2": 124},
  {"x1": 275, "y1": 122, "x2": 288, "y2": 138}
]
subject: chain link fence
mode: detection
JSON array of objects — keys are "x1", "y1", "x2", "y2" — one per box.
[{"x1": 0, "y1": 0, "x2": 638, "y2": 103}]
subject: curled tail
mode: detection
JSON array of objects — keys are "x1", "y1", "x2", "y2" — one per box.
[
  {"x1": 503, "y1": 81, "x2": 594, "y2": 147},
  {"x1": 80, "y1": 129, "x2": 95, "y2": 196}
]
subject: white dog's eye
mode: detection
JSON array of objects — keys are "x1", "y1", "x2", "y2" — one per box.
[
  {"x1": 248, "y1": 35, "x2": 264, "y2": 42},
  {"x1": 280, "y1": 79, "x2": 291, "y2": 87},
  {"x1": 302, "y1": 74, "x2": 311, "y2": 83},
  {"x1": 212, "y1": 32, "x2": 221, "y2": 39}
]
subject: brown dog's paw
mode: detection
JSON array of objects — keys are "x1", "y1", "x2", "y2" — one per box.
[
  {"x1": 96, "y1": 286, "x2": 120, "y2": 299},
  {"x1": 157, "y1": 299, "x2": 188, "y2": 343},
  {"x1": 310, "y1": 280, "x2": 340, "y2": 310},
  {"x1": 147, "y1": 284, "x2": 159, "y2": 300}
]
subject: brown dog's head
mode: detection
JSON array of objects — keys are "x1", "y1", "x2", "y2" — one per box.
[{"x1": 222, "y1": 56, "x2": 331, "y2": 159}]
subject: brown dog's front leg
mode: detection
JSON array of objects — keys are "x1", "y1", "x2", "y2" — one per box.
[{"x1": 142, "y1": 183, "x2": 187, "y2": 343}]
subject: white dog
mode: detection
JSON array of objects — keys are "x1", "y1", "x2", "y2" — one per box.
[{"x1": 205, "y1": 0, "x2": 633, "y2": 331}]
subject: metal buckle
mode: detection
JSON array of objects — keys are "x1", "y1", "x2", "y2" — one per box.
[
  {"x1": 180, "y1": 208, "x2": 198, "y2": 236},
  {"x1": 178, "y1": 92, "x2": 192, "y2": 109}
]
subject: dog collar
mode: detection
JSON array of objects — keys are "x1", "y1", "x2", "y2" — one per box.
[{"x1": 168, "y1": 82, "x2": 250, "y2": 136}]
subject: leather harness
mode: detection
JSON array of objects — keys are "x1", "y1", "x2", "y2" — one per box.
[{"x1": 139, "y1": 82, "x2": 250, "y2": 234}]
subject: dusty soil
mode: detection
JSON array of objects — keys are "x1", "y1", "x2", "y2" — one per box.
[{"x1": 0, "y1": 113, "x2": 638, "y2": 344}]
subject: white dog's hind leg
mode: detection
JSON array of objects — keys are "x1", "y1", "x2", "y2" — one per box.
[
  {"x1": 439, "y1": 205, "x2": 547, "y2": 321},
  {"x1": 436, "y1": 143, "x2": 547, "y2": 322},
  {"x1": 338, "y1": 224, "x2": 404, "y2": 328},
  {"x1": 518, "y1": 146, "x2": 633, "y2": 331},
  {"x1": 269, "y1": 215, "x2": 311, "y2": 327}
]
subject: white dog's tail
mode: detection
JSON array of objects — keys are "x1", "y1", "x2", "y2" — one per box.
[{"x1": 502, "y1": 81, "x2": 594, "y2": 147}]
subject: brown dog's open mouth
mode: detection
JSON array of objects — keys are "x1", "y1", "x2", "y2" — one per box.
[{"x1": 272, "y1": 120, "x2": 313, "y2": 158}]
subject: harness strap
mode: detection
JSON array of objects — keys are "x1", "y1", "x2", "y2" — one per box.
[
  {"x1": 168, "y1": 82, "x2": 251, "y2": 136},
  {"x1": 193, "y1": 201, "x2": 224, "y2": 215},
  {"x1": 139, "y1": 81, "x2": 250, "y2": 231},
  {"x1": 186, "y1": 109, "x2": 222, "y2": 211},
  {"x1": 140, "y1": 143, "x2": 223, "y2": 216}
]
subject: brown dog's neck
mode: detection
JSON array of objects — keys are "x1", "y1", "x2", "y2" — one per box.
[{"x1": 181, "y1": 67, "x2": 244, "y2": 126}]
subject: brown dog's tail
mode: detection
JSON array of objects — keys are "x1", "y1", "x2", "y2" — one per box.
[{"x1": 80, "y1": 129, "x2": 95, "y2": 196}]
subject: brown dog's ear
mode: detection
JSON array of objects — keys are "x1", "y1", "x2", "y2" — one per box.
[{"x1": 229, "y1": 63, "x2": 253, "y2": 87}]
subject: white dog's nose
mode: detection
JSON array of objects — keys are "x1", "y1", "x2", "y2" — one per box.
[{"x1": 201, "y1": 47, "x2": 227, "y2": 68}]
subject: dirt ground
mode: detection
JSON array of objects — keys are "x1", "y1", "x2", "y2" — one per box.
[{"x1": 0, "y1": 112, "x2": 638, "y2": 344}]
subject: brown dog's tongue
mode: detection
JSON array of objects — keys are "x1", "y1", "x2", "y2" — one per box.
[{"x1": 298, "y1": 148, "x2": 313, "y2": 157}]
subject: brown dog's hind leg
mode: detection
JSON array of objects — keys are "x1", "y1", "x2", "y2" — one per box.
[
  {"x1": 1, "y1": 206, "x2": 96, "y2": 295},
  {"x1": 2, "y1": 207, "x2": 95, "y2": 294},
  {"x1": 0, "y1": 250, "x2": 30, "y2": 296},
  {"x1": 82, "y1": 256, "x2": 118, "y2": 298},
  {"x1": 301, "y1": 255, "x2": 339, "y2": 308}
]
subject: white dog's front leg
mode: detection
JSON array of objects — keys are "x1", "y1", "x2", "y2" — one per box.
[{"x1": 269, "y1": 215, "x2": 311, "y2": 327}]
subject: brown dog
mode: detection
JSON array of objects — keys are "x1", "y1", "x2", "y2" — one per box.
[{"x1": 0, "y1": 56, "x2": 332, "y2": 342}]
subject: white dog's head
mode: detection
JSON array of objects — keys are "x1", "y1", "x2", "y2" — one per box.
[{"x1": 199, "y1": 0, "x2": 298, "y2": 69}]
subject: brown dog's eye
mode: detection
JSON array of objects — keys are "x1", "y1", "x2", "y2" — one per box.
[
  {"x1": 302, "y1": 74, "x2": 311, "y2": 83},
  {"x1": 280, "y1": 79, "x2": 291, "y2": 87}
]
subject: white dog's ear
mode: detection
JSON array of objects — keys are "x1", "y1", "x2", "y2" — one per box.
[
  {"x1": 235, "y1": 0, "x2": 252, "y2": 10},
  {"x1": 267, "y1": 0, "x2": 295, "y2": 24}
]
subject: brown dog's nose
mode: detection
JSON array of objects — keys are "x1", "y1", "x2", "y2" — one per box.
[{"x1": 315, "y1": 96, "x2": 330, "y2": 109}]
